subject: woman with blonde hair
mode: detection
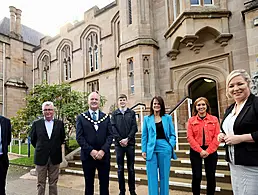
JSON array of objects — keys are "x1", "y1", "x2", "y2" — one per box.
[
  {"x1": 187, "y1": 97, "x2": 220, "y2": 195},
  {"x1": 218, "y1": 69, "x2": 258, "y2": 195}
]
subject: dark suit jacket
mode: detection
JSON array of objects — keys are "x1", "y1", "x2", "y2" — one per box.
[
  {"x1": 221, "y1": 94, "x2": 258, "y2": 166},
  {"x1": 76, "y1": 110, "x2": 113, "y2": 161},
  {"x1": 30, "y1": 118, "x2": 65, "y2": 166},
  {"x1": 0, "y1": 116, "x2": 11, "y2": 156}
]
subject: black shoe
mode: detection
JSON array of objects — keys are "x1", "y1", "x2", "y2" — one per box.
[{"x1": 130, "y1": 192, "x2": 137, "y2": 195}]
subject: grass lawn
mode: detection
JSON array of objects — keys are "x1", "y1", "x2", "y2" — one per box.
[
  {"x1": 8, "y1": 144, "x2": 35, "y2": 155},
  {"x1": 9, "y1": 140, "x2": 78, "y2": 167},
  {"x1": 9, "y1": 144, "x2": 35, "y2": 166},
  {"x1": 10, "y1": 155, "x2": 35, "y2": 167}
]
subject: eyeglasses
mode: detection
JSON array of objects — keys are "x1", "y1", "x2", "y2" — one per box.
[
  {"x1": 43, "y1": 109, "x2": 54, "y2": 111},
  {"x1": 197, "y1": 103, "x2": 206, "y2": 106}
]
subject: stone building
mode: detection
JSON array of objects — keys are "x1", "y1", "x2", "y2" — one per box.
[
  {"x1": 1, "y1": 0, "x2": 258, "y2": 121},
  {"x1": 0, "y1": 6, "x2": 44, "y2": 117}
]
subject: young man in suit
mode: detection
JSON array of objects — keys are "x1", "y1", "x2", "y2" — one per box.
[
  {"x1": 0, "y1": 115, "x2": 11, "y2": 195},
  {"x1": 111, "y1": 94, "x2": 138, "y2": 195},
  {"x1": 30, "y1": 101, "x2": 65, "y2": 195},
  {"x1": 76, "y1": 92, "x2": 113, "y2": 195}
]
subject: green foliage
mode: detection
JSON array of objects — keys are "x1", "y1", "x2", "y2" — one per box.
[
  {"x1": 11, "y1": 82, "x2": 106, "y2": 140},
  {"x1": 66, "y1": 139, "x2": 80, "y2": 154}
]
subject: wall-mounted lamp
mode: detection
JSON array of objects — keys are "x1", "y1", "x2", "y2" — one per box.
[{"x1": 204, "y1": 78, "x2": 214, "y2": 83}]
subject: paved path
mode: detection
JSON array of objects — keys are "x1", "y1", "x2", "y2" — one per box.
[{"x1": 6, "y1": 165, "x2": 194, "y2": 195}]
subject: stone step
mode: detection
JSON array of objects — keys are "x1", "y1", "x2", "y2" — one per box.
[
  {"x1": 178, "y1": 131, "x2": 187, "y2": 137},
  {"x1": 62, "y1": 168, "x2": 233, "y2": 195},
  {"x1": 178, "y1": 143, "x2": 225, "y2": 151},
  {"x1": 70, "y1": 156, "x2": 229, "y2": 171},
  {"x1": 108, "y1": 163, "x2": 231, "y2": 183},
  {"x1": 109, "y1": 149, "x2": 226, "y2": 159}
]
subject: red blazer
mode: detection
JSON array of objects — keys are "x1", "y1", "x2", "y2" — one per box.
[{"x1": 187, "y1": 113, "x2": 220, "y2": 154}]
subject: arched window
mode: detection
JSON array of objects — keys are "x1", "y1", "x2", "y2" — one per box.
[
  {"x1": 62, "y1": 45, "x2": 72, "y2": 80},
  {"x1": 42, "y1": 55, "x2": 50, "y2": 83},
  {"x1": 87, "y1": 32, "x2": 99, "y2": 72}
]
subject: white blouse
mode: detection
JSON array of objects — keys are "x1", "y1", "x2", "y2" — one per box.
[{"x1": 222, "y1": 100, "x2": 247, "y2": 163}]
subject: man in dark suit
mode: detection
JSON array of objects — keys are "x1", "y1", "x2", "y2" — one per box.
[
  {"x1": 76, "y1": 92, "x2": 113, "y2": 195},
  {"x1": 0, "y1": 116, "x2": 11, "y2": 195},
  {"x1": 30, "y1": 101, "x2": 65, "y2": 195}
]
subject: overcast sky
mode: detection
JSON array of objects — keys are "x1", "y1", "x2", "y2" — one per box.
[{"x1": 0, "y1": 0, "x2": 114, "y2": 36}]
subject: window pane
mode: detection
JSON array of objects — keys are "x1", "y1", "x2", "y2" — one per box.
[
  {"x1": 129, "y1": 60, "x2": 133, "y2": 71},
  {"x1": 204, "y1": 0, "x2": 212, "y2": 4},
  {"x1": 128, "y1": 0, "x2": 132, "y2": 24},
  {"x1": 191, "y1": 0, "x2": 199, "y2": 5},
  {"x1": 131, "y1": 86, "x2": 134, "y2": 94},
  {"x1": 95, "y1": 46, "x2": 98, "y2": 70}
]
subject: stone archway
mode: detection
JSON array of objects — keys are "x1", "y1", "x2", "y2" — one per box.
[
  {"x1": 175, "y1": 65, "x2": 228, "y2": 119},
  {"x1": 188, "y1": 77, "x2": 219, "y2": 118}
]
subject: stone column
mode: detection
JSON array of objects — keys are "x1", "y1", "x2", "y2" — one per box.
[
  {"x1": 60, "y1": 144, "x2": 68, "y2": 168},
  {"x1": 9, "y1": 6, "x2": 16, "y2": 33},
  {"x1": 15, "y1": 9, "x2": 22, "y2": 36}
]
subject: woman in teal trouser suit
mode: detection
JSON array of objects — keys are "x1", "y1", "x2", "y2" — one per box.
[{"x1": 141, "y1": 96, "x2": 177, "y2": 195}]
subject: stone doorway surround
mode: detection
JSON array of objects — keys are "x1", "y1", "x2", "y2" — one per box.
[{"x1": 167, "y1": 53, "x2": 231, "y2": 124}]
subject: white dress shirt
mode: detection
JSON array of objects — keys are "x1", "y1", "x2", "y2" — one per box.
[
  {"x1": 44, "y1": 119, "x2": 54, "y2": 139},
  {"x1": 89, "y1": 109, "x2": 99, "y2": 121}
]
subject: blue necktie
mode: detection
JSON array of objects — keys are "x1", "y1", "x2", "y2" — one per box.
[{"x1": 92, "y1": 111, "x2": 97, "y2": 121}]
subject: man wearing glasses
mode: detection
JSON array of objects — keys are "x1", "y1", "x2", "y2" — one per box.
[{"x1": 30, "y1": 101, "x2": 65, "y2": 195}]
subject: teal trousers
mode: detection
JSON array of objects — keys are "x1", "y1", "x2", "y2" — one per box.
[{"x1": 146, "y1": 139, "x2": 172, "y2": 195}]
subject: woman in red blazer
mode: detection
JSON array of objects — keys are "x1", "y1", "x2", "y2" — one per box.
[{"x1": 187, "y1": 97, "x2": 220, "y2": 195}]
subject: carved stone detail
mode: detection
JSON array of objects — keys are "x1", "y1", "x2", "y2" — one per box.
[
  {"x1": 190, "y1": 44, "x2": 204, "y2": 54},
  {"x1": 166, "y1": 49, "x2": 180, "y2": 60},
  {"x1": 215, "y1": 34, "x2": 233, "y2": 47},
  {"x1": 180, "y1": 35, "x2": 198, "y2": 47}
]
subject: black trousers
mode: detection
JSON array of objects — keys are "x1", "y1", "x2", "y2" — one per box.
[
  {"x1": 190, "y1": 147, "x2": 218, "y2": 195},
  {"x1": 82, "y1": 156, "x2": 110, "y2": 195},
  {"x1": 115, "y1": 145, "x2": 136, "y2": 194},
  {"x1": 0, "y1": 154, "x2": 9, "y2": 195}
]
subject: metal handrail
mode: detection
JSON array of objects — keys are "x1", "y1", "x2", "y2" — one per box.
[
  {"x1": 130, "y1": 103, "x2": 146, "y2": 131},
  {"x1": 169, "y1": 97, "x2": 192, "y2": 151},
  {"x1": 130, "y1": 103, "x2": 146, "y2": 110},
  {"x1": 168, "y1": 96, "x2": 190, "y2": 115}
]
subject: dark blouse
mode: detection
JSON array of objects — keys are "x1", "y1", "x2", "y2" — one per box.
[
  {"x1": 155, "y1": 121, "x2": 166, "y2": 139},
  {"x1": 199, "y1": 115, "x2": 206, "y2": 146}
]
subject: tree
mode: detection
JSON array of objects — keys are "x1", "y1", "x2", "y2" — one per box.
[{"x1": 11, "y1": 82, "x2": 106, "y2": 140}]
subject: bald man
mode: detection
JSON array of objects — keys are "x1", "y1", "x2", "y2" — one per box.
[{"x1": 76, "y1": 92, "x2": 113, "y2": 195}]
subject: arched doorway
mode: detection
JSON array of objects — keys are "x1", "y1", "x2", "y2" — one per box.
[{"x1": 188, "y1": 77, "x2": 219, "y2": 118}]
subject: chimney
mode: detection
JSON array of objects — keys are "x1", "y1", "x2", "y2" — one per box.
[
  {"x1": 15, "y1": 9, "x2": 22, "y2": 36},
  {"x1": 9, "y1": 6, "x2": 16, "y2": 33}
]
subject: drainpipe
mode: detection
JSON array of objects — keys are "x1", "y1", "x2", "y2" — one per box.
[
  {"x1": 32, "y1": 53, "x2": 35, "y2": 88},
  {"x1": 2, "y1": 43, "x2": 5, "y2": 116}
]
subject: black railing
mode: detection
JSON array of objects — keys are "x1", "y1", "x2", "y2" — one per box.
[
  {"x1": 168, "y1": 96, "x2": 190, "y2": 115},
  {"x1": 130, "y1": 103, "x2": 146, "y2": 110}
]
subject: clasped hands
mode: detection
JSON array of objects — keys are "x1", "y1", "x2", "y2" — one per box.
[
  {"x1": 217, "y1": 133, "x2": 243, "y2": 145},
  {"x1": 200, "y1": 150, "x2": 209, "y2": 158},
  {"x1": 90, "y1": 149, "x2": 105, "y2": 160},
  {"x1": 119, "y1": 138, "x2": 129, "y2": 147}
]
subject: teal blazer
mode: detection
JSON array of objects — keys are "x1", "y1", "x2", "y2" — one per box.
[{"x1": 141, "y1": 114, "x2": 177, "y2": 160}]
